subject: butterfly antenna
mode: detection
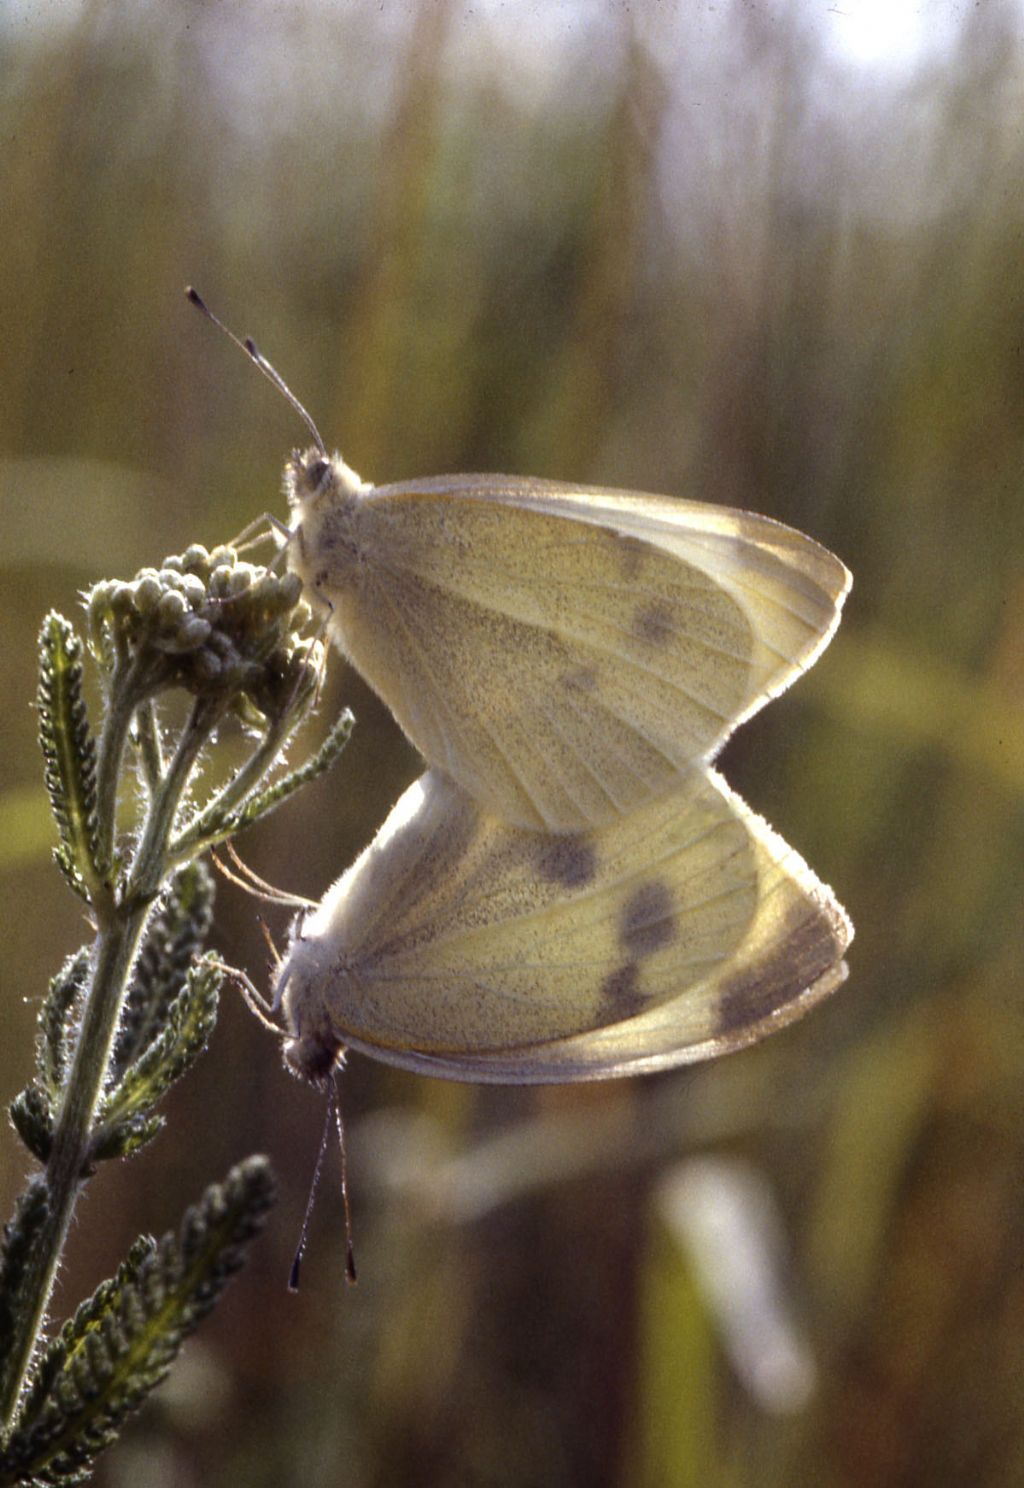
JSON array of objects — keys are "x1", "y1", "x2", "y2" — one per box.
[
  {"x1": 185, "y1": 286, "x2": 327, "y2": 456},
  {"x1": 333, "y1": 1078, "x2": 358, "y2": 1285},
  {"x1": 289, "y1": 1076, "x2": 356, "y2": 1289}
]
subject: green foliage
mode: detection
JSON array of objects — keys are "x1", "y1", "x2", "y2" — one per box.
[
  {"x1": 8, "y1": 953, "x2": 92, "y2": 1163},
  {"x1": 36, "y1": 617, "x2": 106, "y2": 903},
  {"x1": 0, "y1": 1158, "x2": 275, "y2": 1488},
  {"x1": 1, "y1": 532, "x2": 351, "y2": 1478},
  {"x1": 0, "y1": 1184, "x2": 50, "y2": 1384},
  {"x1": 110, "y1": 865, "x2": 215, "y2": 1080},
  {"x1": 179, "y1": 706, "x2": 355, "y2": 854},
  {"x1": 92, "y1": 955, "x2": 223, "y2": 1162},
  {"x1": 36, "y1": 953, "x2": 91, "y2": 1100},
  {"x1": 7, "y1": 1090, "x2": 54, "y2": 1167}
]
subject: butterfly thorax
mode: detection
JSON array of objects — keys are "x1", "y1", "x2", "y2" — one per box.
[{"x1": 285, "y1": 448, "x2": 371, "y2": 604}]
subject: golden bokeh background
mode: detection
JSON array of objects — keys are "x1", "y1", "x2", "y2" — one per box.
[{"x1": 1, "y1": 2, "x2": 1022, "y2": 1485}]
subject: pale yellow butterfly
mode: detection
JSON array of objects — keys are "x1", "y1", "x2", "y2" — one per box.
[
  {"x1": 278, "y1": 768, "x2": 851, "y2": 1086},
  {"x1": 188, "y1": 288, "x2": 849, "y2": 834},
  {"x1": 286, "y1": 454, "x2": 850, "y2": 832}
]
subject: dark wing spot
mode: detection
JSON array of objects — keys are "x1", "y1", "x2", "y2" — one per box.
[
  {"x1": 561, "y1": 664, "x2": 599, "y2": 693},
  {"x1": 620, "y1": 882, "x2": 676, "y2": 957},
  {"x1": 632, "y1": 598, "x2": 676, "y2": 647},
  {"x1": 609, "y1": 531, "x2": 649, "y2": 580},
  {"x1": 533, "y1": 834, "x2": 598, "y2": 888},
  {"x1": 600, "y1": 962, "x2": 646, "y2": 1016},
  {"x1": 717, "y1": 964, "x2": 790, "y2": 1039},
  {"x1": 716, "y1": 903, "x2": 846, "y2": 1039}
]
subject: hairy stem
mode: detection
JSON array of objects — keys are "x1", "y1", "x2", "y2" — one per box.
[
  {"x1": 134, "y1": 699, "x2": 164, "y2": 793},
  {"x1": 129, "y1": 698, "x2": 221, "y2": 903},
  {"x1": 0, "y1": 700, "x2": 219, "y2": 1435},
  {"x1": 0, "y1": 907, "x2": 151, "y2": 1435},
  {"x1": 93, "y1": 655, "x2": 150, "y2": 875}
]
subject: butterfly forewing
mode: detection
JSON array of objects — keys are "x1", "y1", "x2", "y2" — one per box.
[{"x1": 297, "y1": 471, "x2": 850, "y2": 831}]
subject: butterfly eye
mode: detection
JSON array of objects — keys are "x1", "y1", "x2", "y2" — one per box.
[
  {"x1": 290, "y1": 455, "x2": 335, "y2": 507},
  {"x1": 306, "y1": 457, "x2": 330, "y2": 490}
]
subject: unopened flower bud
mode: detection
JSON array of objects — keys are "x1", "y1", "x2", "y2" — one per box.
[
  {"x1": 133, "y1": 575, "x2": 163, "y2": 613},
  {"x1": 178, "y1": 616, "x2": 213, "y2": 649},
  {"x1": 156, "y1": 591, "x2": 189, "y2": 626},
  {"x1": 179, "y1": 574, "x2": 207, "y2": 608}
]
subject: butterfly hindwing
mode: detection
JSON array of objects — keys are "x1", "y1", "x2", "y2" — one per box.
[{"x1": 280, "y1": 768, "x2": 851, "y2": 1085}]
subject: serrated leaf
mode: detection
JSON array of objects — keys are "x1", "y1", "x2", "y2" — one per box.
[
  {"x1": 111, "y1": 865, "x2": 215, "y2": 1079},
  {"x1": 0, "y1": 1181, "x2": 51, "y2": 1412},
  {"x1": 50, "y1": 847, "x2": 89, "y2": 905},
  {"x1": 36, "y1": 615, "x2": 107, "y2": 899},
  {"x1": 9, "y1": 1086, "x2": 53, "y2": 1163},
  {"x1": 89, "y1": 1114, "x2": 165, "y2": 1164},
  {"x1": 94, "y1": 958, "x2": 222, "y2": 1159},
  {"x1": 36, "y1": 950, "x2": 91, "y2": 1100},
  {"x1": 18, "y1": 1468, "x2": 91, "y2": 1486},
  {"x1": 0, "y1": 1159, "x2": 275, "y2": 1487}
]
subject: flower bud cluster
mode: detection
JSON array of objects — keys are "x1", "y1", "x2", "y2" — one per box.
[{"x1": 86, "y1": 544, "x2": 319, "y2": 718}]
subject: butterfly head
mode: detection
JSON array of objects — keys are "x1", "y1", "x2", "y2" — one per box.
[
  {"x1": 283, "y1": 1022, "x2": 346, "y2": 1087},
  {"x1": 276, "y1": 925, "x2": 349, "y2": 1087},
  {"x1": 285, "y1": 448, "x2": 367, "y2": 523}
]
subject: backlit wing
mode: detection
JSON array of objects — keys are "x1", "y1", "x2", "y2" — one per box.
[
  {"x1": 280, "y1": 768, "x2": 851, "y2": 1085},
  {"x1": 309, "y1": 474, "x2": 849, "y2": 831}
]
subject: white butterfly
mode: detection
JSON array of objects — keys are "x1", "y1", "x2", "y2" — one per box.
[
  {"x1": 186, "y1": 289, "x2": 852, "y2": 1084},
  {"x1": 286, "y1": 453, "x2": 850, "y2": 833},
  {"x1": 278, "y1": 767, "x2": 851, "y2": 1085}
]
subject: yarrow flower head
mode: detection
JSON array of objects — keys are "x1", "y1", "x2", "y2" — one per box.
[{"x1": 84, "y1": 543, "x2": 319, "y2": 722}]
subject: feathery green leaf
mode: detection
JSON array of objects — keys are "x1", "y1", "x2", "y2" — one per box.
[
  {"x1": 0, "y1": 1181, "x2": 50, "y2": 1416},
  {"x1": 88, "y1": 1115, "x2": 165, "y2": 1165},
  {"x1": 8, "y1": 1089, "x2": 53, "y2": 1165},
  {"x1": 111, "y1": 865, "x2": 215, "y2": 1079},
  {"x1": 0, "y1": 1159, "x2": 275, "y2": 1486},
  {"x1": 36, "y1": 615, "x2": 106, "y2": 901},
  {"x1": 96, "y1": 957, "x2": 222, "y2": 1153},
  {"x1": 37, "y1": 950, "x2": 91, "y2": 1101}
]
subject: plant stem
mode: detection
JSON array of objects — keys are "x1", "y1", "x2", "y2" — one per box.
[
  {"x1": 134, "y1": 699, "x2": 164, "y2": 793},
  {"x1": 93, "y1": 656, "x2": 149, "y2": 874},
  {"x1": 128, "y1": 698, "x2": 220, "y2": 902},
  {"x1": 0, "y1": 698, "x2": 220, "y2": 1436},
  {"x1": 0, "y1": 906, "x2": 152, "y2": 1436}
]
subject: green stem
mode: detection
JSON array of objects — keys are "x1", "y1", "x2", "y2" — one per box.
[
  {"x1": 128, "y1": 698, "x2": 221, "y2": 903},
  {"x1": 0, "y1": 697, "x2": 221, "y2": 1436},
  {"x1": 134, "y1": 699, "x2": 164, "y2": 794},
  {"x1": 93, "y1": 656, "x2": 151, "y2": 875},
  {"x1": 0, "y1": 907, "x2": 151, "y2": 1435}
]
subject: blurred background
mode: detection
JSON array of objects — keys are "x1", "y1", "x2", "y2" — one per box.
[{"x1": 2, "y1": 1, "x2": 1023, "y2": 1484}]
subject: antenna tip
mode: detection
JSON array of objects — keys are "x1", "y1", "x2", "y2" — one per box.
[{"x1": 185, "y1": 285, "x2": 206, "y2": 310}]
